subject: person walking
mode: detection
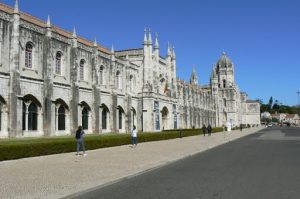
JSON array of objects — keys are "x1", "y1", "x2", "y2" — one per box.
[
  {"x1": 75, "y1": 125, "x2": 86, "y2": 156},
  {"x1": 207, "y1": 124, "x2": 212, "y2": 136},
  {"x1": 202, "y1": 124, "x2": 207, "y2": 136},
  {"x1": 131, "y1": 125, "x2": 138, "y2": 147}
]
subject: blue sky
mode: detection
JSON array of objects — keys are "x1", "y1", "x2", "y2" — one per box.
[{"x1": 3, "y1": 0, "x2": 300, "y2": 105}]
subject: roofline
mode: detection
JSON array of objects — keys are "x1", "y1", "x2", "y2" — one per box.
[
  {"x1": 115, "y1": 48, "x2": 143, "y2": 52},
  {"x1": 0, "y1": 3, "x2": 111, "y2": 54}
]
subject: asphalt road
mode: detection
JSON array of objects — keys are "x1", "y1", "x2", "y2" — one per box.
[{"x1": 70, "y1": 127, "x2": 300, "y2": 199}]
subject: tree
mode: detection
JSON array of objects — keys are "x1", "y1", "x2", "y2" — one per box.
[
  {"x1": 271, "y1": 117, "x2": 279, "y2": 123},
  {"x1": 272, "y1": 100, "x2": 280, "y2": 112},
  {"x1": 268, "y1": 96, "x2": 273, "y2": 111},
  {"x1": 260, "y1": 96, "x2": 299, "y2": 116},
  {"x1": 260, "y1": 104, "x2": 269, "y2": 113}
]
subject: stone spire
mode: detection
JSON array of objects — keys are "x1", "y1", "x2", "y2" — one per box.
[
  {"x1": 111, "y1": 44, "x2": 114, "y2": 53},
  {"x1": 72, "y1": 27, "x2": 77, "y2": 47},
  {"x1": 190, "y1": 65, "x2": 198, "y2": 85},
  {"x1": 153, "y1": 32, "x2": 159, "y2": 61},
  {"x1": 93, "y1": 37, "x2": 97, "y2": 47},
  {"x1": 167, "y1": 42, "x2": 172, "y2": 57},
  {"x1": 14, "y1": 0, "x2": 19, "y2": 14},
  {"x1": 46, "y1": 15, "x2": 51, "y2": 27},
  {"x1": 125, "y1": 53, "x2": 130, "y2": 65},
  {"x1": 46, "y1": 15, "x2": 52, "y2": 37},
  {"x1": 111, "y1": 44, "x2": 115, "y2": 62},
  {"x1": 148, "y1": 28, "x2": 152, "y2": 45},
  {"x1": 172, "y1": 45, "x2": 176, "y2": 59},
  {"x1": 12, "y1": 0, "x2": 20, "y2": 38},
  {"x1": 154, "y1": 32, "x2": 159, "y2": 49},
  {"x1": 72, "y1": 26, "x2": 77, "y2": 38},
  {"x1": 143, "y1": 28, "x2": 147, "y2": 45}
]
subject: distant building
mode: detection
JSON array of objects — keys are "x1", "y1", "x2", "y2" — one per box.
[
  {"x1": 284, "y1": 114, "x2": 299, "y2": 125},
  {"x1": 0, "y1": 1, "x2": 260, "y2": 137},
  {"x1": 270, "y1": 113, "x2": 299, "y2": 125},
  {"x1": 271, "y1": 113, "x2": 286, "y2": 122}
]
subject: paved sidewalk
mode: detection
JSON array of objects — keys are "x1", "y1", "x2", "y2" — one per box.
[{"x1": 0, "y1": 127, "x2": 263, "y2": 199}]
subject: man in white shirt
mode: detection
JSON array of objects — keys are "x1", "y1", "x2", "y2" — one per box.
[{"x1": 131, "y1": 125, "x2": 138, "y2": 147}]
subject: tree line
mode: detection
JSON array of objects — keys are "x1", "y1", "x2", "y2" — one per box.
[{"x1": 259, "y1": 97, "x2": 299, "y2": 114}]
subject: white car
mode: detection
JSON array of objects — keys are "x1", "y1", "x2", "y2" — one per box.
[{"x1": 267, "y1": 123, "x2": 273, "y2": 127}]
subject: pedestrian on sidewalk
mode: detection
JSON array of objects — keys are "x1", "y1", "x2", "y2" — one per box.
[
  {"x1": 131, "y1": 125, "x2": 138, "y2": 147},
  {"x1": 207, "y1": 124, "x2": 212, "y2": 136},
  {"x1": 202, "y1": 124, "x2": 207, "y2": 136},
  {"x1": 240, "y1": 124, "x2": 243, "y2": 131},
  {"x1": 75, "y1": 125, "x2": 86, "y2": 156}
]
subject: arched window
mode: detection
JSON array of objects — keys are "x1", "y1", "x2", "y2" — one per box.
[
  {"x1": 223, "y1": 79, "x2": 226, "y2": 88},
  {"x1": 119, "y1": 108, "x2": 123, "y2": 129},
  {"x1": 102, "y1": 107, "x2": 108, "y2": 130},
  {"x1": 99, "y1": 66, "x2": 104, "y2": 85},
  {"x1": 82, "y1": 107, "x2": 88, "y2": 130},
  {"x1": 58, "y1": 105, "x2": 65, "y2": 130},
  {"x1": 22, "y1": 102, "x2": 26, "y2": 130},
  {"x1": 25, "y1": 43, "x2": 33, "y2": 68},
  {"x1": 80, "y1": 59, "x2": 85, "y2": 81},
  {"x1": 28, "y1": 103, "x2": 38, "y2": 130},
  {"x1": 55, "y1": 52, "x2": 62, "y2": 75},
  {"x1": 116, "y1": 71, "x2": 121, "y2": 89},
  {"x1": 224, "y1": 98, "x2": 227, "y2": 107}
]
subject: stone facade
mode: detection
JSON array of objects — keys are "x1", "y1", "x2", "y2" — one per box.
[{"x1": 0, "y1": 1, "x2": 260, "y2": 138}]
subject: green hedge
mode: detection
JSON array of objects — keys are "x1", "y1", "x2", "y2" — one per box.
[{"x1": 0, "y1": 127, "x2": 224, "y2": 161}]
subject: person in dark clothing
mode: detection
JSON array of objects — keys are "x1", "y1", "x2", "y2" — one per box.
[
  {"x1": 75, "y1": 125, "x2": 86, "y2": 156},
  {"x1": 202, "y1": 124, "x2": 207, "y2": 136},
  {"x1": 240, "y1": 124, "x2": 243, "y2": 131},
  {"x1": 207, "y1": 124, "x2": 212, "y2": 136}
]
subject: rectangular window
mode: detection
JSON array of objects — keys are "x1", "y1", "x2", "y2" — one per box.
[
  {"x1": 80, "y1": 66, "x2": 84, "y2": 80},
  {"x1": 25, "y1": 51, "x2": 32, "y2": 68},
  {"x1": 56, "y1": 59, "x2": 61, "y2": 75}
]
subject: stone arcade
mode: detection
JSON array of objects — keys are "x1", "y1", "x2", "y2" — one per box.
[{"x1": 0, "y1": 1, "x2": 260, "y2": 138}]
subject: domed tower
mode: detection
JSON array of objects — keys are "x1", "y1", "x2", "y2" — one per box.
[
  {"x1": 214, "y1": 52, "x2": 239, "y2": 128},
  {"x1": 215, "y1": 52, "x2": 234, "y2": 88}
]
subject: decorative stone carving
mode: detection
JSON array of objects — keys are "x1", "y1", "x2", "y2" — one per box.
[
  {"x1": 0, "y1": 11, "x2": 11, "y2": 22},
  {"x1": 101, "y1": 58, "x2": 110, "y2": 67},
  {"x1": 52, "y1": 32, "x2": 71, "y2": 45},
  {"x1": 78, "y1": 42, "x2": 93, "y2": 52},
  {"x1": 144, "y1": 81, "x2": 153, "y2": 92},
  {"x1": 98, "y1": 51, "x2": 110, "y2": 59},
  {"x1": 20, "y1": 20, "x2": 45, "y2": 34},
  {"x1": 247, "y1": 104, "x2": 258, "y2": 112}
]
